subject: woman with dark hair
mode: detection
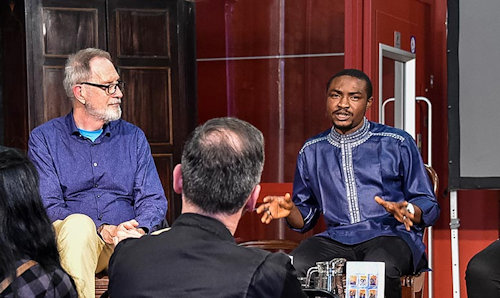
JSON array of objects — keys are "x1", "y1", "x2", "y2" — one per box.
[{"x1": 0, "y1": 147, "x2": 77, "y2": 297}]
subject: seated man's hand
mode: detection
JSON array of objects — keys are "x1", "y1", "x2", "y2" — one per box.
[
  {"x1": 117, "y1": 219, "x2": 142, "y2": 231},
  {"x1": 374, "y1": 196, "x2": 422, "y2": 231},
  {"x1": 99, "y1": 224, "x2": 119, "y2": 244},
  {"x1": 100, "y1": 220, "x2": 146, "y2": 244},
  {"x1": 113, "y1": 229, "x2": 144, "y2": 246},
  {"x1": 117, "y1": 219, "x2": 146, "y2": 235},
  {"x1": 256, "y1": 193, "x2": 293, "y2": 224}
]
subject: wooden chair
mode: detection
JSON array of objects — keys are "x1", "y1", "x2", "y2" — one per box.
[
  {"x1": 400, "y1": 164, "x2": 439, "y2": 298},
  {"x1": 95, "y1": 273, "x2": 109, "y2": 298},
  {"x1": 238, "y1": 239, "x2": 299, "y2": 253}
]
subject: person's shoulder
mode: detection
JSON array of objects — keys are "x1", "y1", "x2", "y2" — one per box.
[
  {"x1": 299, "y1": 128, "x2": 331, "y2": 153},
  {"x1": 236, "y1": 244, "x2": 272, "y2": 258},
  {"x1": 262, "y1": 251, "x2": 294, "y2": 266},
  {"x1": 307, "y1": 128, "x2": 331, "y2": 142},
  {"x1": 248, "y1": 252, "x2": 305, "y2": 297},
  {"x1": 368, "y1": 121, "x2": 411, "y2": 142},
  {"x1": 110, "y1": 119, "x2": 146, "y2": 137},
  {"x1": 10, "y1": 261, "x2": 77, "y2": 297},
  {"x1": 30, "y1": 114, "x2": 69, "y2": 136},
  {"x1": 238, "y1": 248, "x2": 292, "y2": 270}
]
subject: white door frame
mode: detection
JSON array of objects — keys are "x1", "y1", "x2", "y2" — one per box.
[{"x1": 378, "y1": 43, "x2": 416, "y2": 138}]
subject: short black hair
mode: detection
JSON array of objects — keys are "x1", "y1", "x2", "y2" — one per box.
[
  {"x1": 181, "y1": 117, "x2": 264, "y2": 214},
  {"x1": 325, "y1": 69, "x2": 373, "y2": 98}
]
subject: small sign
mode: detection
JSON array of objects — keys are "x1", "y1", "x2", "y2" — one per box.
[
  {"x1": 410, "y1": 36, "x2": 416, "y2": 53},
  {"x1": 345, "y1": 261, "x2": 385, "y2": 298},
  {"x1": 394, "y1": 31, "x2": 401, "y2": 49}
]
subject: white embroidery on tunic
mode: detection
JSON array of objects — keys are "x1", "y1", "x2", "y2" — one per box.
[
  {"x1": 298, "y1": 118, "x2": 406, "y2": 224},
  {"x1": 371, "y1": 132, "x2": 405, "y2": 142},
  {"x1": 340, "y1": 138, "x2": 360, "y2": 223},
  {"x1": 299, "y1": 136, "x2": 328, "y2": 154}
]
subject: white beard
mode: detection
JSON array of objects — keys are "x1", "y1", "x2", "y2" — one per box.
[{"x1": 86, "y1": 101, "x2": 122, "y2": 123}]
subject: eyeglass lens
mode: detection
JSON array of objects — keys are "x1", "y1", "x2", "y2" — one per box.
[{"x1": 108, "y1": 81, "x2": 124, "y2": 94}]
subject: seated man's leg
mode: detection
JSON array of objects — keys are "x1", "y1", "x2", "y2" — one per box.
[
  {"x1": 290, "y1": 236, "x2": 355, "y2": 276},
  {"x1": 466, "y1": 239, "x2": 500, "y2": 298},
  {"x1": 358, "y1": 236, "x2": 413, "y2": 298},
  {"x1": 53, "y1": 214, "x2": 107, "y2": 298}
]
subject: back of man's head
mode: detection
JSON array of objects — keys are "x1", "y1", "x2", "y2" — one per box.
[{"x1": 181, "y1": 117, "x2": 264, "y2": 215}]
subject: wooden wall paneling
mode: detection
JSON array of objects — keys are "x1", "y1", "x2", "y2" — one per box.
[
  {"x1": 115, "y1": 9, "x2": 170, "y2": 58},
  {"x1": 153, "y1": 153, "x2": 174, "y2": 213},
  {"x1": 119, "y1": 67, "x2": 172, "y2": 143},
  {"x1": 24, "y1": 0, "x2": 106, "y2": 130},
  {"x1": 108, "y1": 0, "x2": 197, "y2": 224},
  {"x1": 42, "y1": 66, "x2": 71, "y2": 121},
  {"x1": 42, "y1": 7, "x2": 99, "y2": 57}
]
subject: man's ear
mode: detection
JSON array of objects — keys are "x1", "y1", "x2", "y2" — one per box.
[
  {"x1": 72, "y1": 85, "x2": 86, "y2": 105},
  {"x1": 173, "y1": 164, "x2": 183, "y2": 194},
  {"x1": 244, "y1": 184, "x2": 261, "y2": 212},
  {"x1": 366, "y1": 96, "x2": 373, "y2": 109}
]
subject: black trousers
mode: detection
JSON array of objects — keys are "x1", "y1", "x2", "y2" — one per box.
[
  {"x1": 290, "y1": 236, "x2": 414, "y2": 298},
  {"x1": 466, "y1": 239, "x2": 500, "y2": 298}
]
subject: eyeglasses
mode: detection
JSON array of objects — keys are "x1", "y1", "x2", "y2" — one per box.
[{"x1": 79, "y1": 80, "x2": 125, "y2": 95}]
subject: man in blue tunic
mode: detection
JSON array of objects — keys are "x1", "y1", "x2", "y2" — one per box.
[{"x1": 257, "y1": 69, "x2": 440, "y2": 298}]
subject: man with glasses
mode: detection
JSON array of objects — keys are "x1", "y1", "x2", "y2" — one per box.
[{"x1": 27, "y1": 48, "x2": 167, "y2": 298}]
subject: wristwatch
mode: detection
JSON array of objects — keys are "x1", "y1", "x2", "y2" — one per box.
[{"x1": 406, "y1": 203, "x2": 415, "y2": 215}]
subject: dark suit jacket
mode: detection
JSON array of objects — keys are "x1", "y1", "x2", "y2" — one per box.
[{"x1": 108, "y1": 213, "x2": 306, "y2": 298}]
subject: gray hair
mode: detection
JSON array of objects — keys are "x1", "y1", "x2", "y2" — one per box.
[
  {"x1": 181, "y1": 117, "x2": 265, "y2": 214},
  {"x1": 63, "y1": 48, "x2": 111, "y2": 99}
]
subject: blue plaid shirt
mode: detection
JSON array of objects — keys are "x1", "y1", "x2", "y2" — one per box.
[{"x1": 28, "y1": 112, "x2": 167, "y2": 232}]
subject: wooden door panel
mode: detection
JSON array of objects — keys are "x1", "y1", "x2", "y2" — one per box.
[
  {"x1": 25, "y1": 0, "x2": 106, "y2": 129},
  {"x1": 42, "y1": 66, "x2": 71, "y2": 120},
  {"x1": 108, "y1": 0, "x2": 196, "y2": 223},
  {"x1": 153, "y1": 154, "x2": 174, "y2": 211},
  {"x1": 116, "y1": 9, "x2": 171, "y2": 58},
  {"x1": 42, "y1": 8, "x2": 99, "y2": 57},
  {"x1": 119, "y1": 67, "x2": 172, "y2": 144}
]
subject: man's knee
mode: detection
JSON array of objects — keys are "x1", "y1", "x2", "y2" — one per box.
[{"x1": 54, "y1": 214, "x2": 99, "y2": 246}]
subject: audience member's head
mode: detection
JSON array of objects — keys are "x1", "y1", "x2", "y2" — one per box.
[
  {"x1": 180, "y1": 117, "x2": 265, "y2": 215},
  {"x1": 0, "y1": 147, "x2": 62, "y2": 280}
]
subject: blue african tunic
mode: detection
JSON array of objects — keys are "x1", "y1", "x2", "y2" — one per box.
[{"x1": 292, "y1": 118, "x2": 440, "y2": 270}]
